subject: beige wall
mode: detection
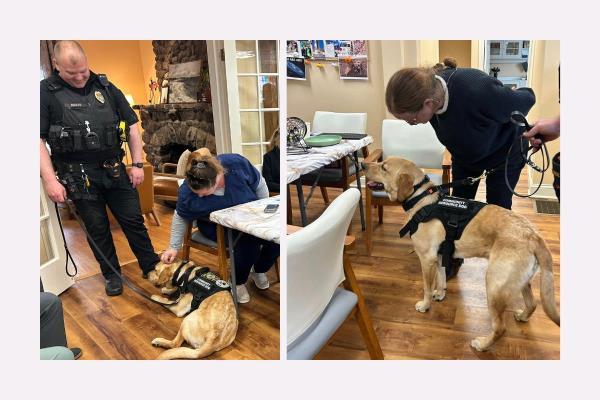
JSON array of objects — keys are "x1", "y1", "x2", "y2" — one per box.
[
  {"x1": 287, "y1": 40, "x2": 386, "y2": 149},
  {"x1": 529, "y1": 40, "x2": 560, "y2": 185},
  {"x1": 439, "y1": 40, "x2": 472, "y2": 68}
]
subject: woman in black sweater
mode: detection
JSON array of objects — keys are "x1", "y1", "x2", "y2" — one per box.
[
  {"x1": 385, "y1": 66, "x2": 535, "y2": 210},
  {"x1": 262, "y1": 128, "x2": 280, "y2": 193}
]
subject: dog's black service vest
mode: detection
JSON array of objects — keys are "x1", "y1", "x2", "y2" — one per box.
[
  {"x1": 172, "y1": 263, "x2": 231, "y2": 313},
  {"x1": 400, "y1": 195, "x2": 487, "y2": 276}
]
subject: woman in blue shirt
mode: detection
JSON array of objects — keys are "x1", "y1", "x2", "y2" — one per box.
[{"x1": 161, "y1": 150, "x2": 279, "y2": 303}]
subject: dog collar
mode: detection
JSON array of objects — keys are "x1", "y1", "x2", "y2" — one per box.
[{"x1": 402, "y1": 175, "x2": 437, "y2": 211}]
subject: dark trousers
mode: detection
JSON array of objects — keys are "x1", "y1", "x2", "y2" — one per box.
[
  {"x1": 66, "y1": 163, "x2": 160, "y2": 280},
  {"x1": 451, "y1": 155, "x2": 526, "y2": 210},
  {"x1": 40, "y1": 292, "x2": 67, "y2": 349},
  {"x1": 201, "y1": 221, "x2": 280, "y2": 284}
]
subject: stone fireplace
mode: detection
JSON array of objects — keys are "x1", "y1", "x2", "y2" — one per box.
[
  {"x1": 137, "y1": 103, "x2": 216, "y2": 171},
  {"x1": 136, "y1": 40, "x2": 216, "y2": 171}
]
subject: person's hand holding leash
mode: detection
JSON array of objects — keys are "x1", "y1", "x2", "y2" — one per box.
[
  {"x1": 161, "y1": 248, "x2": 178, "y2": 264},
  {"x1": 43, "y1": 178, "x2": 67, "y2": 203},
  {"x1": 128, "y1": 166, "x2": 144, "y2": 188},
  {"x1": 523, "y1": 117, "x2": 560, "y2": 149}
]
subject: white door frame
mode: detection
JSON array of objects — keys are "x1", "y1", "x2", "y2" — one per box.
[
  {"x1": 40, "y1": 180, "x2": 74, "y2": 295},
  {"x1": 207, "y1": 40, "x2": 232, "y2": 154}
]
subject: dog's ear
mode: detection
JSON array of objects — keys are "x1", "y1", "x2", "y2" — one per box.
[
  {"x1": 396, "y1": 173, "x2": 414, "y2": 202},
  {"x1": 157, "y1": 265, "x2": 174, "y2": 286}
]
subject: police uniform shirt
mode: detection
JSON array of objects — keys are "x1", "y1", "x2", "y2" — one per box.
[{"x1": 40, "y1": 70, "x2": 138, "y2": 162}]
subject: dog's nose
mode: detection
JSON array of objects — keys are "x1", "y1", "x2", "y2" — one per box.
[{"x1": 361, "y1": 161, "x2": 367, "y2": 170}]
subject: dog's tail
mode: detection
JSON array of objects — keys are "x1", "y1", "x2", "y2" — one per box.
[
  {"x1": 157, "y1": 337, "x2": 222, "y2": 360},
  {"x1": 535, "y1": 236, "x2": 560, "y2": 326}
]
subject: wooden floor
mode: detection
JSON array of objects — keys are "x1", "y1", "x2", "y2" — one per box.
[
  {"x1": 289, "y1": 170, "x2": 560, "y2": 360},
  {"x1": 58, "y1": 202, "x2": 280, "y2": 360}
]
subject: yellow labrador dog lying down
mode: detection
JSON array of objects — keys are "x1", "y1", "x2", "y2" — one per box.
[
  {"x1": 148, "y1": 260, "x2": 238, "y2": 360},
  {"x1": 363, "y1": 156, "x2": 560, "y2": 351}
]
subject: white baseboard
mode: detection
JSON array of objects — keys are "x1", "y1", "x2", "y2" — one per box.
[{"x1": 528, "y1": 183, "x2": 558, "y2": 200}]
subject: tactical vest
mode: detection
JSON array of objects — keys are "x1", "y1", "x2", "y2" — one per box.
[
  {"x1": 400, "y1": 195, "x2": 487, "y2": 276},
  {"x1": 44, "y1": 74, "x2": 121, "y2": 160},
  {"x1": 172, "y1": 263, "x2": 231, "y2": 313}
]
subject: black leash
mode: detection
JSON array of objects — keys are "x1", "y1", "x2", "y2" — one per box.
[
  {"x1": 54, "y1": 202, "x2": 78, "y2": 278},
  {"x1": 505, "y1": 111, "x2": 550, "y2": 197},
  {"x1": 421, "y1": 111, "x2": 550, "y2": 200},
  {"x1": 54, "y1": 199, "x2": 179, "y2": 308}
]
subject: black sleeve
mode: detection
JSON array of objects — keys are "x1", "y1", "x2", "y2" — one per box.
[
  {"x1": 40, "y1": 82, "x2": 51, "y2": 139},
  {"x1": 262, "y1": 151, "x2": 280, "y2": 193},
  {"x1": 108, "y1": 84, "x2": 138, "y2": 125}
]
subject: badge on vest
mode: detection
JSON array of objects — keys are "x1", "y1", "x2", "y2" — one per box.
[
  {"x1": 438, "y1": 197, "x2": 469, "y2": 210},
  {"x1": 94, "y1": 90, "x2": 105, "y2": 104}
]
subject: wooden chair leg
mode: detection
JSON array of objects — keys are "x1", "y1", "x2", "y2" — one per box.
[
  {"x1": 377, "y1": 205, "x2": 383, "y2": 225},
  {"x1": 320, "y1": 186, "x2": 330, "y2": 204},
  {"x1": 182, "y1": 222, "x2": 192, "y2": 261},
  {"x1": 365, "y1": 190, "x2": 373, "y2": 255},
  {"x1": 150, "y1": 210, "x2": 161, "y2": 226},
  {"x1": 342, "y1": 255, "x2": 384, "y2": 360},
  {"x1": 286, "y1": 185, "x2": 293, "y2": 225}
]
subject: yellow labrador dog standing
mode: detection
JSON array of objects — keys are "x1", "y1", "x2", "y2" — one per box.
[
  {"x1": 148, "y1": 260, "x2": 238, "y2": 359},
  {"x1": 364, "y1": 156, "x2": 560, "y2": 351}
]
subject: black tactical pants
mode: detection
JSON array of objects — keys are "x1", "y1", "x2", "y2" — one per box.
[{"x1": 63, "y1": 162, "x2": 160, "y2": 280}]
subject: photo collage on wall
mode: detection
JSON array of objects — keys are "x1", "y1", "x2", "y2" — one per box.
[{"x1": 286, "y1": 40, "x2": 368, "y2": 80}]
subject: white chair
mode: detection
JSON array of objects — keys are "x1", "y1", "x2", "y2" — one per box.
[
  {"x1": 364, "y1": 120, "x2": 451, "y2": 254},
  {"x1": 312, "y1": 111, "x2": 367, "y2": 134},
  {"x1": 287, "y1": 188, "x2": 383, "y2": 359},
  {"x1": 301, "y1": 111, "x2": 368, "y2": 204}
]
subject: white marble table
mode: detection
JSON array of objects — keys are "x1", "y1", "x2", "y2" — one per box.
[
  {"x1": 209, "y1": 196, "x2": 281, "y2": 309},
  {"x1": 287, "y1": 135, "x2": 373, "y2": 227},
  {"x1": 287, "y1": 136, "x2": 373, "y2": 184},
  {"x1": 209, "y1": 196, "x2": 281, "y2": 244}
]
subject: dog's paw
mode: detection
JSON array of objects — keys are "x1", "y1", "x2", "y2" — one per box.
[
  {"x1": 471, "y1": 337, "x2": 489, "y2": 352},
  {"x1": 151, "y1": 338, "x2": 162, "y2": 347},
  {"x1": 433, "y1": 289, "x2": 446, "y2": 302},
  {"x1": 415, "y1": 301, "x2": 430, "y2": 313},
  {"x1": 514, "y1": 309, "x2": 530, "y2": 322}
]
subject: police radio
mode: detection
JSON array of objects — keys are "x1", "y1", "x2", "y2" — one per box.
[{"x1": 83, "y1": 120, "x2": 101, "y2": 150}]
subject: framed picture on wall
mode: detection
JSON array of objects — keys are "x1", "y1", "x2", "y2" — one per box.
[
  {"x1": 287, "y1": 57, "x2": 306, "y2": 80},
  {"x1": 339, "y1": 56, "x2": 368, "y2": 80}
]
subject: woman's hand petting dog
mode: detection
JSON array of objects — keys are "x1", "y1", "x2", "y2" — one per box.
[{"x1": 161, "y1": 248, "x2": 179, "y2": 264}]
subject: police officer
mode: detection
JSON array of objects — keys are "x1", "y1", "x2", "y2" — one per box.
[{"x1": 40, "y1": 41, "x2": 160, "y2": 296}]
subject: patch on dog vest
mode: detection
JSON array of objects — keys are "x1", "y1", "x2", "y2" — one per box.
[
  {"x1": 437, "y1": 197, "x2": 469, "y2": 210},
  {"x1": 189, "y1": 270, "x2": 230, "y2": 311}
]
